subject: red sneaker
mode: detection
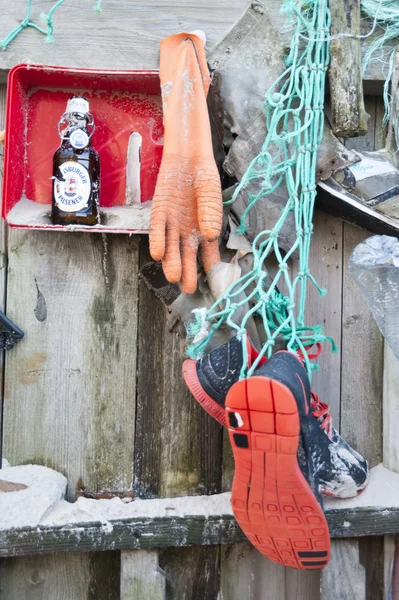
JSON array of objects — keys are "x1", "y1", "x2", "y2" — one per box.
[{"x1": 183, "y1": 336, "x2": 369, "y2": 499}]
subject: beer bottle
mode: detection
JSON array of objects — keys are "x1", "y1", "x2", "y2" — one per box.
[{"x1": 52, "y1": 96, "x2": 100, "y2": 226}]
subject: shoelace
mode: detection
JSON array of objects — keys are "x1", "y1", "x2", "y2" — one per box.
[
  {"x1": 310, "y1": 392, "x2": 332, "y2": 437},
  {"x1": 297, "y1": 342, "x2": 323, "y2": 362}
]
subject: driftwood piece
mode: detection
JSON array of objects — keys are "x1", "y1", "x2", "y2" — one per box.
[{"x1": 329, "y1": 0, "x2": 369, "y2": 138}]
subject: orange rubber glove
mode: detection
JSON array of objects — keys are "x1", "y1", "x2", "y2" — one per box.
[{"x1": 150, "y1": 32, "x2": 222, "y2": 295}]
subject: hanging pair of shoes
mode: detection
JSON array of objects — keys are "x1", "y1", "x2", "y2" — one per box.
[{"x1": 183, "y1": 335, "x2": 369, "y2": 570}]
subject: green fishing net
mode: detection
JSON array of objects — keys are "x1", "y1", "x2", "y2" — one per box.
[{"x1": 188, "y1": 0, "x2": 337, "y2": 379}]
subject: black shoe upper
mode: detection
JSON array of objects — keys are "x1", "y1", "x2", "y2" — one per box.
[
  {"x1": 196, "y1": 335, "x2": 245, "y2": 407},
  {"x1": 254, "y1": 352, "x2": 311, "y2": 417},
  {"x1": 195, "y1": 339, "x2": 369, "y2": 498}
]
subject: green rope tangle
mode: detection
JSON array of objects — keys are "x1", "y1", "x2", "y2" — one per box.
[
  {"x1": 1, "y1": 0, "x2": 103, "y2": 50},
  {"x1": 361, "y1": 0, "x2": 399, "y2": 125},
  {"x1": 1, "y1": 0, "x2": 65, "y2": 48},
  {"x1": 188, "y1": 0, "x2": 337, "y2": 379}
]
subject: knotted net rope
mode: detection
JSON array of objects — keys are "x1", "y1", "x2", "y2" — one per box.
[
  {"x1": 188, "y1": 0, "x2": 336, "y2": 379},
  {"x1": 361, "y1": 0, "x2": 399, "y2": 124},
  {"x1": 1, "y1": 0, "x2": 102, "y2": 49}
]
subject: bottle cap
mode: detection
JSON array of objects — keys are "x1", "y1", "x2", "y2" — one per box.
[{"x1": 66, "y1": 96, "x2": 89, "y2": 115}]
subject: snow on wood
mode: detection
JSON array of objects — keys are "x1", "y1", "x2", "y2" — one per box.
[
  {"x1": 6, "y1": 196, "x2": 151, "y2": 233},
  {"x1": 1, "y1": 463, "x2": 399, "y2": 560},
  {"x1": 0, "y1": 465, "x2": 67, "y2": 529}
]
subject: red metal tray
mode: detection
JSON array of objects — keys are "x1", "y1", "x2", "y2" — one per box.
[{"x1": 2, "y1": 64, "x2": 164, "y2": 233}]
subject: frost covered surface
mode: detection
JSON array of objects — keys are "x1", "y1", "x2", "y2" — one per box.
[
  {"x1": 1, "y1": 463, "x2": 398, "y2": 532},
  {"x1": 41, "y1": 491, "x2": 233, "y2": 527},
  {"x1": 349, "y1": 235, "x2": 399, "y2": 360},
  {"x1": 7, "y1": 196, "x2": 151, "y2": 232},
  {"x1": 324, "y1": 464, "x2": 399, "y2": 509},
  {"x1": 0, "y1": 465, "x2": 67, "y2": 529},
  {"x1": 0, "y1": 464, "x2": 232, "y2": 531}
]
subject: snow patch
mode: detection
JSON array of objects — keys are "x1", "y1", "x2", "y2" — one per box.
[
  {"x1": 324, "y1": 464, "x2": 399, "y2": 509},
  {"x1": 1, "y1": 463, "x2": 398, "y2": 532},
  {"x1": 0, "y1": 465, "x2": 67, "y2": 529}
]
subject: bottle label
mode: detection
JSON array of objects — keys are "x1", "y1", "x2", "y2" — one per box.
[
  {"x1": 70, "y1": 129, "x2": 89, "y2": 150},
  {"x1": 54, "y1": 161, "x2": 92, "y2": 212}
]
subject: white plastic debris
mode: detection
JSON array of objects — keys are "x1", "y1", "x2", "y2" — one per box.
[{"x1": 349, "y1": 235, "x2": 399, "y2": 360}]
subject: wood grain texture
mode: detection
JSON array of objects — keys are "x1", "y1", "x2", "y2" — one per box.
[
  {"x1": 2, "y1": 231, "x2": 139, "y2": 599},
  {"x1": 341, "y1": 95, "x2": 383, "y2": 467},
  {"x1": 3, "y1": 231, "x2": 139, "y2": 499},
  {"x1": 0, "y1": 1, "x2": 391, "y2": 80},
  {"x1": 327, "y1": 99, "x2": 385, "y2": 600},
  {"x1": 384, "y1": 537, "x2": 395, "y2": 599},
  {"x1": 383, "y1": 344, "x2": 399, "y2": 473},
  {"x1": 220, "y1": 543, "x2": 321, "y2": 600},
  {"x1": 321, "y1": 540, "x2": 366, "y2": 600},
  {"x1": 0, "y1": 552, "x2": 120, "y2": 600},
  {"x1": 340, "y1": 222, "x2": 383, "y2": 465},
  {"x1": 2, "y1": 506, "x2": 399, "y2": 558},
  {"x1": 220, "y1": 210, "x2": 345, "y2": 600},
  {"x1": 121, "y1": 550, "x2": 166, "y2": 600},
  {"x1": 328, "y1": 0, "x2": 368, "y2": 138},
  {"x1": 345, "y1": 96, "x2": 378, "y2": 153},
  {"x1": 302, "y1": 210, "x2": 344, "y2": 426},
  {"x1": 359, "y1": 536, "x2": 384, "y2": 600},
  {"x1": 134, "y1": 238, "x2": 222, "y2": 599}
]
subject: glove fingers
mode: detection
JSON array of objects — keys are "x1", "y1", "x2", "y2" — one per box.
[
  {"x1": 181, "y1": 237, "x2": 199, "y2": 295},
  {"x1": 196, "y1": 164, "x2": 223, "y2": 241},
  {"x1": 200, "y1": 239, "x2": 220, "y2": 275},
  {"x1": 149, "y1": 208, "x2": 167, "y2": 261},
  {"x1": 162, "y1": 226, "x2": 182, "y2": 284}
]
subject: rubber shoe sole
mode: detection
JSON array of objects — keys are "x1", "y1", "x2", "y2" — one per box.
[
  {"x1": 182, "y1": 359, "x2": 228, "y2": 427},
  {"x1": 226, "y1": 376, "x2": 331, "y2": 570}
]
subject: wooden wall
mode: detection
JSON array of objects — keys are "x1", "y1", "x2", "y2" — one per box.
[{"x1": 0, "y1": 1, "x2": 389, "y2": 598}]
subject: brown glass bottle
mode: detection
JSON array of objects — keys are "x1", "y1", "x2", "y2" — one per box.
[{"x1": 52, "y1": 96, "x2": 100, "y2": 226}]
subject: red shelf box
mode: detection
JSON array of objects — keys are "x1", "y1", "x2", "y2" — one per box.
[{"x1": 2, "y1": 64, "x2": 164, "y2": 233}]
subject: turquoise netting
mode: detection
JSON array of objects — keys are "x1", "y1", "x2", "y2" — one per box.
[{"x1": 188, "y1": 0, "x2": 337, "y2": 380}]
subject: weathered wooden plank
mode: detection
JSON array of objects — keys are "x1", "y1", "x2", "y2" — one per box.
[
  {"x1": 341, "y1": 98, "x2": 383, "y2": 467},
  {"x1": 221, "y1": 210, "x2": 343, "y2": 598},
  {"x1": 1, "y1": 505, "x2": 399, "y2": 558},
  {"x1": 345, "y1": 96, "x2": 378, "y2": 153},
  {"x1": 158, "y1": 546, "x2": 220, "y2": 600},
  {"x1": 0, "y1": 551, "x2": 120, "y2": 599},
  {"x1": 0, "y1": 1, "x2": 392, "y2": 81},
  {"x1": 3, "y1": 232, "x2": 139, "y2": 498},
  {"x1": 303, "y1": 210, "x2": 343, "y2": 426},
  {"x1": 359, "y1": 536, "x2": 384, "y2": 600},
  {"x1": 220, "y1": 543, "x2": 286, "y2": 600},
  {"x1": 383, "y1": 344, "x2": 399, "y2": 473},
  {"x1": 328, "y1": 100, "x2": 384, "y2": 600},
  {"x1": 324, "y1": 106, "x2": 385, "y2": 600},
  {"x1": 120, "y1": 550, "x2": 166, "y2": 600},
  {"x1": 2, "y1": 231, "x2": 140, "y2": 596},
  {"x1": 134, "y1": 238, "x2": 222, "y2": 599},
  {"x1": 329, "y1": 0, "x2": 368, "y2": 138},
  {"x1": 321, "y1": 540, "x2": 366, "y2": 600},
  {"x1": 0, "y1": 84, "x2": 7, "y2": 463},
  {"x1": 384, "y1": 537, "x2": 395, "y2": 599},
  {"x1": 341, "y1": 231, "x2": 383, "y2": 464},
  {"x1": 220, "y1": 211, "x2": 343, "y2": 596}
]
